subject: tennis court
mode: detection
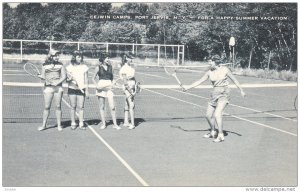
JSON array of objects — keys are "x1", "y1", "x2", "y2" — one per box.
[{"x1": 2, "y1": 60, "x2": 298, "y2": 187}]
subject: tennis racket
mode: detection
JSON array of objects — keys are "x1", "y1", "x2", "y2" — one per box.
[
  {"x1": 24, "y1": 62, "x2": 61, "y2": 86},
  {"x1": 23, "y1": 62, "x2": 41, "y2": 78},
  {"x1": 114, "y1": 78, "x2": 141, "y2": 97},
  {"x1": 163, "y1": 62, "x2": 183, "y2": 87},
  {"x1": 66, "y1": 72, "x2": 85, "y2": 93}
]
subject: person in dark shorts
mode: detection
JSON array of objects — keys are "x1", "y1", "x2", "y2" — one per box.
[{"x1": 66, "y1": 51, "x2": 90, "y2": 130}]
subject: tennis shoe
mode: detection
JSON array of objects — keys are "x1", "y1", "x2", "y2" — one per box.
[
  {"x1": 79, "y1": 122, "x2": 86, "y2": 130},
  {"x1": 128, "y1": 124, "x2": 135, "y2": 130},
  {"x1": 203, "y1": 130, "x2": 217, "y2": 138},
  {"x1": 113, "y1": 125, "x2": 122, "y2": 130},
  {"x1": 213, "y1": 133, "x2": 225, "y2": 143},
  {"x1": 123, "y1": 122, "x2": 130, "y2": 127},
  {"x1": 71, "y1": 123, "x2": 77, "y2": 130},
  {"x1": 100, "y1": 124, "x2": 106, "y2": 129},
  {"x1": 57, "y1": 126, "x2": 63, "y2": 132},
  {"x1": 38, "y1": 126, "x2": 47, "y2": 131}
]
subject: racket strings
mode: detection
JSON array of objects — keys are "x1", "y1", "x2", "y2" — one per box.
[{"x1": 24, "y1": 63, "x2": 41, "y2": 77}]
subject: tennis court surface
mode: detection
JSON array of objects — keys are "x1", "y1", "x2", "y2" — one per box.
[{"x1": 2, "y1": 61, "x2": 298, "y2": 187}]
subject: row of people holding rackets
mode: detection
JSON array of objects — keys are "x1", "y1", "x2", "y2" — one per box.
[{"x1": 24, "y1": 49, "x2": 138, "y2": 131}]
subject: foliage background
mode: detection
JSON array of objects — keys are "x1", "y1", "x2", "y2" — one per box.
[{"x1": 3, "y1": 3, "x2": 297, "y2": 71}]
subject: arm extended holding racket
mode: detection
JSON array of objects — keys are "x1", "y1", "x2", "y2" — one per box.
[{"x1": 182, "y1": 72, "x2": 209, "y2": 92}]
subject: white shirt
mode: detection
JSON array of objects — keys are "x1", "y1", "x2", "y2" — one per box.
[
  {"x1": 119, "y1": 64, "x2": 135, "y2": 79},
  {"x1": 66, "y1": 64, "x2": 89, "y2": 89},
  {"x1": 207, "y1": 66, "x2": 229, "y2": 87}
]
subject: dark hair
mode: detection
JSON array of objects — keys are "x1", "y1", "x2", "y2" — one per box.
[
  {"x1": 44, "y1": 55, "x2": 60, "y2": 65},
  {"x1": 99, "y1": 52, "x2": 110, "y2": 63},
  {"x1": 211, "y1": 54, "x2": 222, "y2": 65},
  {"x1": 71, "y1": 50, "x2": 83, "y2": 64}
]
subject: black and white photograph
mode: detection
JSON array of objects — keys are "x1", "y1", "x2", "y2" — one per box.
[{"x1": 1, "y1": 1, "x2": 298, "y2": 191}]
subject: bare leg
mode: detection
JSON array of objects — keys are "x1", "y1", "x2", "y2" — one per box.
[
  {"x1": 124, "y1": 99, "x2": 129, "y2": 125},
  {"x1": 107, "y1": 90, "x2": 120, "y2": 129},
  {"x1": 214, "y1": 100, "x2": 228, "y2": 134},
  {"x1": 98, "y1": 97, "x2": 106, "y2": 129},
  {"x1": 128, "y1": 96, "x2": 135, "y2": 129},
  {"x1": 55, "y1": 90, "x2": 63, "y2": 131},
  {"x1": 77, "y1": 95, "x2": 85, "y2": 129},
  {"x1": 213, "y1": 100, "x2": 228, "y2": 142},
  {"x1": 39, "y1": 91, "x2": 54, "y2": 130},
  {"x1": 69, "y1": 94, "x2": 77, "y2": 128},
  {"x1": 203, "y1": 104, "x2": 217, "y2": 138},
  {"x1": 206, "y1": 104, "x2": 216, "y2": 131}
]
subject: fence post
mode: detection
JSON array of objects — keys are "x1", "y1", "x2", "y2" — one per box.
[
  {"x1": 50, "y1": 41, "x2": 52, "y2": 50},
  {"x1": 20, "y1": 40, "x2": 23, "y2": 61},
  {"x1": 177, "y1": 45, "x2": 180, "y2": 65},
  {"x1": 106, "y1": 43, "x2": 109, "y2": 53},
  {"x1": 77, "y1": 42, "x2": 80, "y2": 50},
  {"x1": 157, "y1": 45, "x2": 160, "y2": 66},
  {"x1": 132, "y1": 43, "x2": 134, "y2": 54},
  {"x1": 182, "y1": 45, "x2": 185, "y2": 65}
]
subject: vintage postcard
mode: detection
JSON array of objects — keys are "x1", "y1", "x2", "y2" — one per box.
[{"x1": 2, "y1": 1, "x2": 298, "y2": 191}]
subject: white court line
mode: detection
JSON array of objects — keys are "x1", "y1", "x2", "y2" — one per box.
[
  {"x1": 3, "y1": 74, "x2": 29, "y2": 76},
  {"x1": 61, "y1": 98, "x2": 149, "y2": 186},
  {"x1": 136, "y1": 71, "x2": 168, "y2": 79},
  {"x1": 144, "y1": 88, "x2": 297, "y2": 137},
  {"x1": 170, "y1": 89, "x2": 297, "y2": 122},
  {"x1": 3, "y1": 69, "x2": 25, "y2": 72}
]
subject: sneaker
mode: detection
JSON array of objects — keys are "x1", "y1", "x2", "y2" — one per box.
[
  {"x1": 79, "y1": 122, "x2": 86, "y2": 130},
  {"x1": 123, "y1": 122, "x2": 130, "y2": 127},
  {"x1": 203, "y1": 130, "x2": 217, "y2": 138},
  {"x1": 57, "y1": 126, "x2": 63, "y2": 132},
  {"x1": 71, "y1": 123, "x2": 77, "y2": 130},
  {"x1": 38, "y1": 126, "x2": 46, "y2": 131},
  {"x1": 213, "y1": 133, "x2": 225, "y2": 143},
  {"x1": 100, "y1": 124, "x2": 106, "y2": 129},
  {"x1": 128, "y1": 124, "x2": 135, "y2": 130},
  {"x1": 113, "y1": 125, "x2": 122, "y2": 130}
]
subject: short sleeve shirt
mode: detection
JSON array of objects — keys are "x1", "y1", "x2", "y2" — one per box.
[
  {"x1": 119, "y1": 64, "x2": 135, "y2": 79},
  {"x1": 207, "y1": 66, "x2": 230, "y2": 87},
  {"x1": 66, "y1": 64, "x2": 89, "y2": 89}
]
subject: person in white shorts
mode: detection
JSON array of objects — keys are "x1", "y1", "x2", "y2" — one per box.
[
  {"x1": 183, "y1": 54, "x2": 246, "y2": 142},
  {"x1": 119, "y1": 58, "x2": 136, "y2": 129},
  {"x1": 38, "y1": 49, "x2": 66, "y2": 131},
  {"x1": 93, "y1": 53, "x2": 121, "y2": 130},
  {"x1": 66, "y1": 51, "x2": 89, "y2": 130}
]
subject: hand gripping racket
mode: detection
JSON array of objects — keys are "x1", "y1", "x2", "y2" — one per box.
[
  {"x1": 24, "y1": 62, "x2": 61, "y2": 86},
  {"x1": 114, "y1": 78, "x2": 141, "y2": 97},
  {"x1": 66, "y1": 71, "x2": 85, "y2": 93}
]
